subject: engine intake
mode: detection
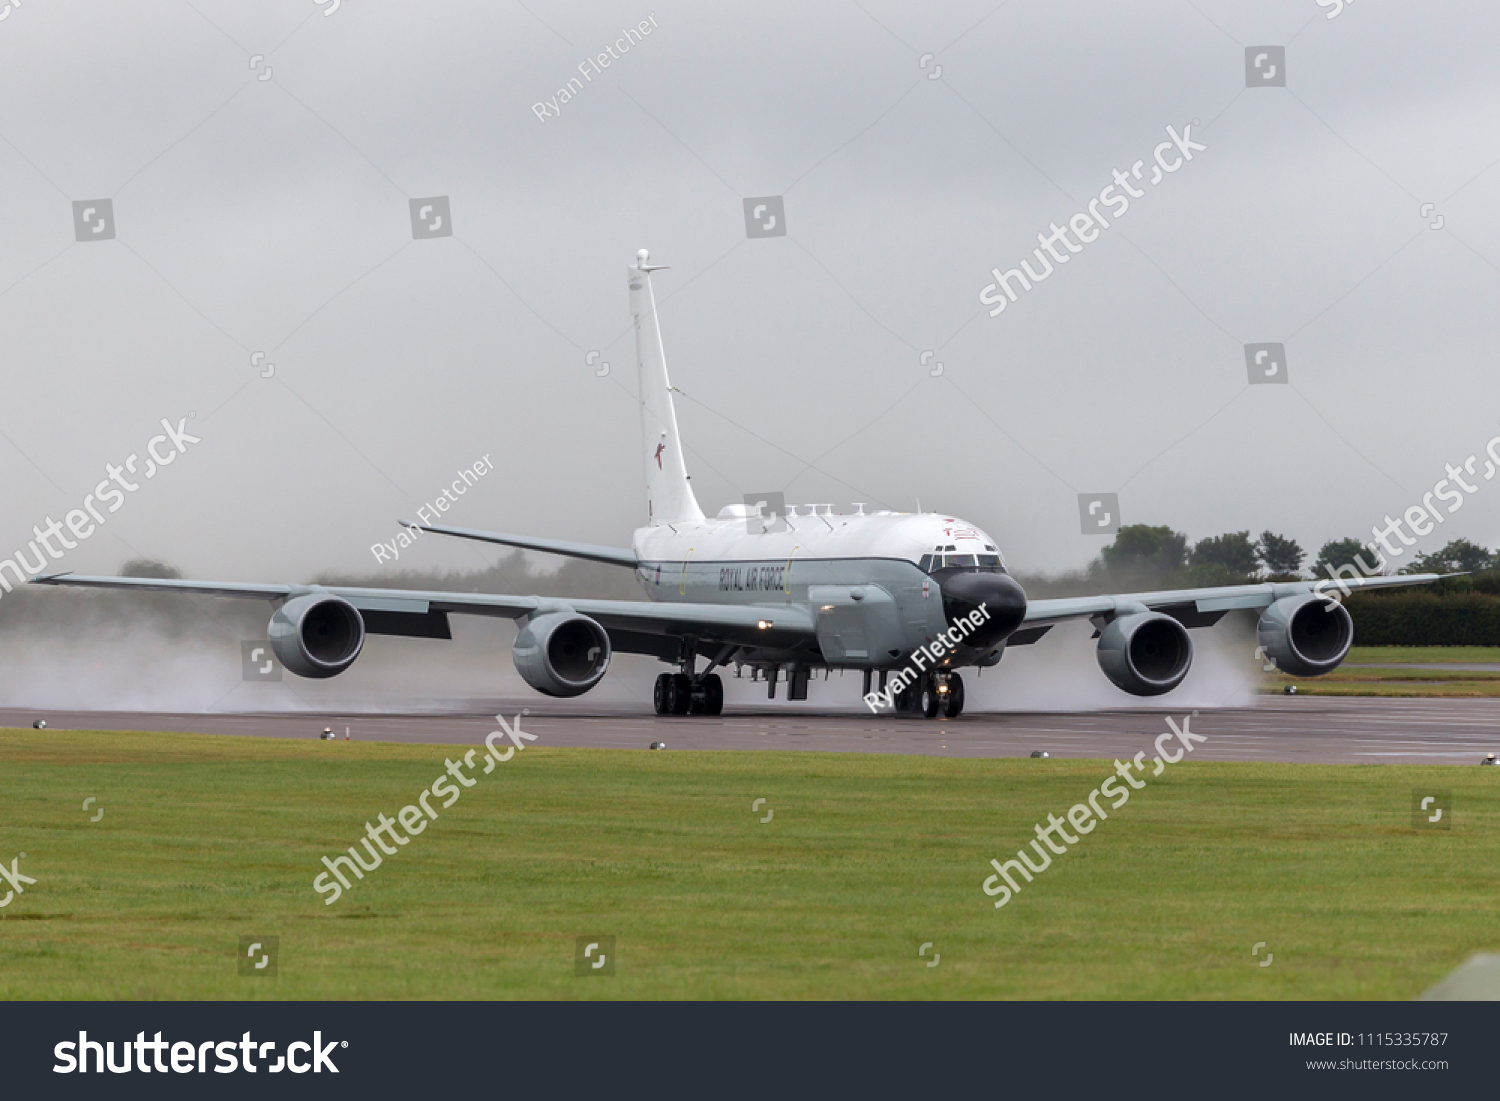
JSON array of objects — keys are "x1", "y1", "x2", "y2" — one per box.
[
  {"x1": 1097, "y1": 611, "x2": 1193, "y2": 696},
  {"x1": 513, "y1": 611, "x2": 611, "y2": 697},
  {"x1": 269, "y1": 593, "x2": 365, "y2": 678},
  {"x1": 1257, "y1": 594, "x2": 1352, "y2": 677}
]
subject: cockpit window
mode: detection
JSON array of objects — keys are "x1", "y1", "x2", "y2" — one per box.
[{"x1": 920, "y1": 552, "x2": 1006, "y2": 574}]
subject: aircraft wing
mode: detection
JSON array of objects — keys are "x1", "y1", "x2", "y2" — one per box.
[
  {"x1": 28, "y1": 573, "x2": 814, "y2": 653},
  {"x1": 1020, "y1": 572, "x2": 1447, "y2": 630}
]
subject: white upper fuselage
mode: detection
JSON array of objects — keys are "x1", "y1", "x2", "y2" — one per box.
[{"x1": 632, "y1": 507, "x2": 1003, "y2": 596}]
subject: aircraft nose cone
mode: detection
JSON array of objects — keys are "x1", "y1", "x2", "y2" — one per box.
[{"x1": 940, "y1": 572, "x2": 1028, "y2": 647}]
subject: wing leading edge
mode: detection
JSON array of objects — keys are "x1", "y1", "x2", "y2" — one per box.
[
  {"x1": 28, "y1": 573, "x2": 813, "y2": 651},
  {"x1": 1022, "y1": 572, "x2": 1448, "y2": 629}
]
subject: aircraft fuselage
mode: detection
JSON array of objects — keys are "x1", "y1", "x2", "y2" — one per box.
[{"x1": 632, "y1": 508, "x2": 1028, "y2": 671}]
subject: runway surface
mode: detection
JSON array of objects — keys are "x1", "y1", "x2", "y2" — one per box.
[{"x1": 5, "y1": 696, "x2": 1500, "y2": 765}]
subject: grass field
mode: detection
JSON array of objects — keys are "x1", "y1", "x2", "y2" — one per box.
[
  {"x1": 1266, "y1": 646, "x2": 1500, "y2": 696},
  {"x1": 1347, "y1": 646, "x2": 1500, "y2": 664},
  {"x1": 1, "y1": 727, "x2": 1496, "y2": 1000}
]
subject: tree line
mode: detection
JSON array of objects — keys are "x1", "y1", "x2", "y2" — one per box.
[{"x1": 1015, "y1": 526, "x2": 1500, "y2": 598}]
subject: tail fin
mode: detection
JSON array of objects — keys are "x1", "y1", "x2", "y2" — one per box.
[{"x1": 630, "y1": 249, "x2": 704, "y2": 526}]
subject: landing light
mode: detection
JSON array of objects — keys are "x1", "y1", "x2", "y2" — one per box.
[{"x1": 757, "y1": 620, "x2": 774, "y2": 630}]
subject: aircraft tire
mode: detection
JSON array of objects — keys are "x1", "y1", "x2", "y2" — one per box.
[
  {"x1": 668, "y1": 673, "x2": 692, "y2": 715},
  {"x1": 702, "y1": 673, "x2": 724, "y2": 716},
  {"x1": 653, "y1": 673, "x2": 672, "y2": 715},
  {"x1": 894, "y1": 681, "x2": 919, "y2": 715},
  {"x1": 920, "y1": 679, "x2": 941, "y2": 719},
  {"x1": 942, "y1": 674, "x2": 964, "y2": 719}
]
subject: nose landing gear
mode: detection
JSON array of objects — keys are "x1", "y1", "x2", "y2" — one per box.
[
  {"x1": 891, "y1": 672, "x2": 964, "y2": 719},
  {"x1": 939, "y1": 672, "x2": 964, "y2": 718}
]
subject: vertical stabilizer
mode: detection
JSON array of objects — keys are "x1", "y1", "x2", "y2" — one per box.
[{"x1": 630, "y1": 249, "x2": 704, "y2": 526}]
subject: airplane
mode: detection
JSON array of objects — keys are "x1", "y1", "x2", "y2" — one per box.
[{"x1": 32, "y1": 249, "x2": 1444, "y2": 718}]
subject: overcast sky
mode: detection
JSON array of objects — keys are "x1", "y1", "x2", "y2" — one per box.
[{"x1": 3, "y1": 0, "x2": 1499, "y2": 585}]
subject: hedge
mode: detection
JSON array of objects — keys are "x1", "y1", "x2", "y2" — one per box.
[{"x1": 1345, "y1": 592, "x2": 1500, "y2": 646}]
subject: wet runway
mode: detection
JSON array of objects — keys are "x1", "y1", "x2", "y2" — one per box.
[{"x1": 5, "y1": 696, "x2": 1500, "y2": 765}]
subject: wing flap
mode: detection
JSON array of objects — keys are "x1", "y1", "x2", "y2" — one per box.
[{"x1": 362, "y1": 609, "x2": 452, "y2": 639}]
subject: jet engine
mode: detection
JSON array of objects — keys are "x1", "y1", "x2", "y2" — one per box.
[
  {"x1": 269, "y1": 593, "x2": 366, "y2": 678},
  {"x1": 513, "y1": 611, "x2": 611, "y2": 697},
  {"x1": 1257, "y1": 594, "x2": 1353, "y2": 676},
  {"x1": 1097, "y1": 610, "x2": 1193, "y2": 696}
]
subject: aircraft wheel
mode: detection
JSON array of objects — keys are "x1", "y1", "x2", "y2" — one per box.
[
  {"x1": 900, "y1": 681, "x2": 925, "y2": 715},
  {"x1": 653, "y1": 673, "x2": 672, "y2": 715},
  {"x1": 942, "y1": 674, "x2": 964, "y2": 719},
  {"x1": 890, "y1": 682, "x2": 912, "y2": 714},
  {"x1": 702, "y1": 673, "x2": 724, "y2": 716},
  {"x1": 668, "y1": 673, "x2": 692, "y2": 715},
  {"x1": 920, "y1": 679, "x2": 941, "y2": 719}
]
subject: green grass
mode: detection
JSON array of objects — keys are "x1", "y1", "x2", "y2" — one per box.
[
  {"x1": 1261, "y1": 646, "x2": 1500, "y2": 696},
  {"x1": 1264, "y1": 670, "x2": 1500, "y2": 697},
  {"x1": 1, "y1": 728, "x2": 1496, "y2": 1000},
  {"x1": 1347, "y1": 646, "x2": 1500, "y2": 664},
  {"x1": 1275, "y1": 685, "x2": 1500, "y2": 697}
]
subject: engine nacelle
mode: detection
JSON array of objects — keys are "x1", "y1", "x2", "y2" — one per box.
[
  {"x1": 269, "y1": 593, "x2": 366, "y2": 678},
  {"x1": 513, "y1": 611, "x2": 611, "y2": 697},
  {"x1": 1257, "y1": 594, "x2": 1353, "y2": 676},
  {"x1": 1097, "y1": 611, "x2": 1193, "y2": 696}
]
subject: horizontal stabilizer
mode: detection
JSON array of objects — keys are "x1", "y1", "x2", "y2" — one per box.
[{"x1": 400, "y1": 521, "x2": 638, "y2": 568}]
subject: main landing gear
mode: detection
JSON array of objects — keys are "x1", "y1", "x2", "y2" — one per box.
[
  {"x1": 653, "y1": 642, "x2": 732, "y2": 717},
  {"x1": 890, "y1": 672, "x2": 964, "y2": 719},
  {"x1": 652, "y1": 671, "x2": 725, "y2": 716}
]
